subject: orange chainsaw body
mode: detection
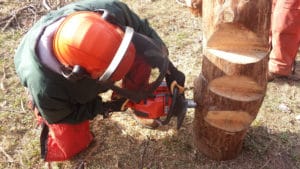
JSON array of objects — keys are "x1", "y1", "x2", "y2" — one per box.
[{"x1": 126, "y1": 82, "x2": 172, "y2": 119}]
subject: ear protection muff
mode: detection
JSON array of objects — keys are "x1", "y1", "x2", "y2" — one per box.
[{"x1": 61, "y1": 65, "x2": 90, "y2": 81}]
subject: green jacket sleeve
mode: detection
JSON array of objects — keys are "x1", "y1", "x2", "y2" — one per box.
[
  {"x1": 26, "y1": 66, "x2": 106, "y2": 124},
  {"x1": 34, "y1": 89, "x2": 104, "y2": 124}
]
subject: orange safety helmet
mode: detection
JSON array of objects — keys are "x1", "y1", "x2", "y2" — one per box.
[{"x1": 53, "y1": 11, "x2": 136, "y2": 81}]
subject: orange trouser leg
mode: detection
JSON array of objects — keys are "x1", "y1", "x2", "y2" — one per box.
[
  {"x1": 41, "y1": 120, "x2": 94, "y2": 162},
  {"x1": 269, "y1": 0, "x2": 300, "y2": 75}
]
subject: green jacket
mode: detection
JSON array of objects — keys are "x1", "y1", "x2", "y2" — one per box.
[{"x1": 14, "y1": 0, "x2": 166, "y2": 124}]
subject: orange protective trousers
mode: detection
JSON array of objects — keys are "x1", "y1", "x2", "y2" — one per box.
[{"x1": 269, "y1": 0, "x2": 300, "y2": 75}]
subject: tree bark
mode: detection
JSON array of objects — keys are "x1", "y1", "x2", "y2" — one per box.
[{"x1": 193, "y1": 0, "x2": 272, "y2": 160}]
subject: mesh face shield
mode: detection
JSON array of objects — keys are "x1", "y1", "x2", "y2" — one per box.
[
  {"x1": 100, "y1": 32, "x2": 169, "y2": 103},
  {"x1": 94, "y1": 9, "x2": 169, "y2": 102}
]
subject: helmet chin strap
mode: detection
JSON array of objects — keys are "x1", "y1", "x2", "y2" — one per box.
[{"x1": 98, "y1": 26, "x2": 134, "y2": 82}]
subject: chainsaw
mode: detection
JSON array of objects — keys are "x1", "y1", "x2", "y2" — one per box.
[{"x1": 125, "y1": 81, "x2": 196, "y2": 129}]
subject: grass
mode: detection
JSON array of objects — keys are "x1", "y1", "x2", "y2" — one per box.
[{"x1": 0, "y1": 0, "x2": 300, "y2": 169}]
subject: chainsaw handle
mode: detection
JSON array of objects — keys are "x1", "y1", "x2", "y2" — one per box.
[{"x1": 160, "y1": 86, "x2": 179, "y2": 125}]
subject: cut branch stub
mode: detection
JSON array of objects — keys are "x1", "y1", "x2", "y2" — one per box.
[{"x1": 204, "y1": 110, "x2": 254, "y2": 133}]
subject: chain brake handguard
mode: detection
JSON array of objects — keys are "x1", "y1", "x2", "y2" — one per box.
[{"x1": 157, "y1": 86, "x2": 186, "y2": 129}]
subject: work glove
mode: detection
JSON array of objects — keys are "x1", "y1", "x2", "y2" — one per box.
[
  {"x1": 165, "y1": 62, "x2": 185, "y2": 94},
  {"x1": 102, "y1": 97, "x2": 129, "y2": 118}
]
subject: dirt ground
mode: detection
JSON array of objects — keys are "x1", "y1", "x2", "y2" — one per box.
[{"x1": 0, "y1": 0, "x2": 299, "y2": 169}]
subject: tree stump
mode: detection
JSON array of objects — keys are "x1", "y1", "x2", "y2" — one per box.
[{"x1": 193, "y1": 0, "x2": 272, "y2": 160}]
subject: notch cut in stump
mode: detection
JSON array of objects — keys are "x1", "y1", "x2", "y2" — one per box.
[
  {"x1": 193, "y1": 0, "x2": 271, "y2": 161},
  {"x1": 209, "y1": 75, "x2": 264, "y2": 102},
  {"x1": 204, "y1": 110, "x2": 254, "y2": 133}
]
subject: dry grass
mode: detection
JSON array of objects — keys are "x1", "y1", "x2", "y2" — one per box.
[{"x1": 0, "y1": 0, "x2": 299, "y2": 169}]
